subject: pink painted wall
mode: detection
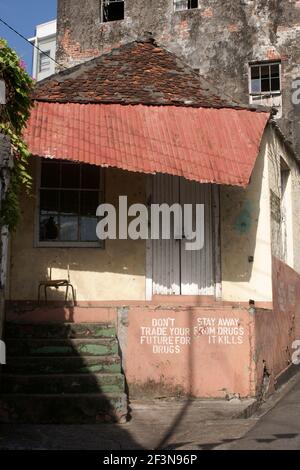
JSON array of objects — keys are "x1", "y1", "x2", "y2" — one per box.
[
  {"x1": 120, "y1": 306, "x2": 255, "y2": 398},
  {"x1": 253, "y1": 257, "x2": 300, "y2": 393},
  {"x1": 7, "y1": 257, "x2": 300, "y2": 399}
]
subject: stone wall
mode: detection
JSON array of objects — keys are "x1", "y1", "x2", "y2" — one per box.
[
  {"x1": 253, "y1": 257, "x2": 300, "y2": 397},
  {"x1": 56, "y1": 0, "x2": 300, "y2": 156}
]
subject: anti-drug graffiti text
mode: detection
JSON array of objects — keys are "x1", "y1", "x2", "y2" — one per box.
[{"x1": 140, "y1": 316, "x2": 245, "y2": 354}]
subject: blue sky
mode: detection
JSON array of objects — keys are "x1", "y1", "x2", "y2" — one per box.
[{"x1": 0, "y1": 0, "x2": 57, "y2": 74}]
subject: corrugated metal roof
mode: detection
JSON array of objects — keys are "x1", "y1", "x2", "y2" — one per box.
[{"x1": 24, "y1": 101, "x2": 270, "y2": 187}]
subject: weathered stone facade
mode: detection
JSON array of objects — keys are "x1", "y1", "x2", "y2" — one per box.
[{"x1": 56, "y1": 0, "x2": 300, "y2": 155}]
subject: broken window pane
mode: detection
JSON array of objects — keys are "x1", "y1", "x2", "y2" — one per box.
[
  {"x1": 40, "y1": 214, "x2": 59, "y2": 241},
  {"x1": 102, "y1": 0, "x2": 124, "y2": 22}
]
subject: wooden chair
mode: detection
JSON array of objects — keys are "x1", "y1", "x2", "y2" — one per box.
[{"x1": 38, "y1": 265, "x2": 75, "y2": 305}]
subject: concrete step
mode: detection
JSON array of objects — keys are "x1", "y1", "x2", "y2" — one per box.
[
  {"x1": 5, "y1": 355, "x2": 122, "y2": 375},
  {"x1": 5, "y1": 322, "x2": 116, "y2": 340},
  {"x1": 0, "y1": 373, "x2": 125, "y2": 394},
  {"x1": 0, "y1": 393, "x2": 128, "y2": 424},
  {"x1": 6, "y1": 338, "x2": 118, "y2": 357}
]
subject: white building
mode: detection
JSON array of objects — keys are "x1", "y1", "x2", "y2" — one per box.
[
  {"x1": 0, "y1": 80, "x2": 5, "y2": 104},
  {"x1": 29, "y1": 20, "x2": 57, "y2": 81}
]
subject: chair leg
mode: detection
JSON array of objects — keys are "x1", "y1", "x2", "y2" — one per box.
[
  {"x1": 44, "y1": 285, "x2": 48, "y2": 304},
  {"x1": 65, "y1": 285, "x2": 69, "y2": 302},
  {"x1": 70, "y1": 284, "x2": 76, "y2": 306},
  {"x1": 38, "y1": 284, "x2": 42, "y2": 305}
]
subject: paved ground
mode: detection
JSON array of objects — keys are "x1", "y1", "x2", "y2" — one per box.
[
  {"x1": 217, "y1": 373, "x2": 300, "y2": 450},
  {"x1": 0, "y1": 373, "x2": 300, "y2": 450},
  {"x1": 0, "y1": 398, "x2": 256, "y2": 450}
]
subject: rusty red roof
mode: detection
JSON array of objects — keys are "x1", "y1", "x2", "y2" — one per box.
[
  {"x1": 32, "y1": 39, "x2": 237, "y2": 108},
  {"x1": 24, "y1": 101, "x2": 269, "y2": 187}
]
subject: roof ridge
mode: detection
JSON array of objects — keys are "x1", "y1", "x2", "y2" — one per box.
[{"x1": 31, "y1": 37, "x2": 269, "y2": 111}]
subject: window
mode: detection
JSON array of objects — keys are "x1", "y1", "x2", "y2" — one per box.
[
  {"x1": 280, "y1": 159, "x2": 291, "y2": 263},
  {"x1": 38, "y1": 159, "x2": 104, "y2": 247},
  {"x1": 249, "y1": 62, "x2": 282, "y2": 118},
  {"x1": 174, "y1": 0, "x2": 199, "y2": 11},
  {"x1": 250, "y1": 62, "x2": 281, "y2": 95},
  {"x1": 101, "y1": 0, "x2": 124, "y2": 22},
  {"x1": 39, "y1": 50, "x2": 51, "y2": 73}
]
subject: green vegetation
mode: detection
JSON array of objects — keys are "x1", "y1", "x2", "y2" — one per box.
[{"x1": 0, "y1": 38, "x2": 33, "y2": 230}]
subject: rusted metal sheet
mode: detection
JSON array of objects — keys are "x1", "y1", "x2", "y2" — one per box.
[{"x1": 24, "y1": 101, "x2": 270, "y2": 187}]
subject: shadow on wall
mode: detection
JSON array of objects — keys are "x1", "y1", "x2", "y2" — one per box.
[
  {"x1": 8, "y1": 163, "x2": 146, "y2": 302},
  {"x1": 10, "y1": 147, "x2": 266, "y2": 303},
  {"x1": 253, "y1": 257, "x2": 300, "y2": 395},
  {"x1": 220, "y1": 140, "x2": 265, "y2": 285},
  {"x1": 0, "y1": 309, "x2": 219, "y2": 451}
]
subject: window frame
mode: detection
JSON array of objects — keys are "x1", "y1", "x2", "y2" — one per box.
[
  {"x1": 249, "y1": 61, "x2": 282, "y2": 97},
  {"x1": 100, "y1": 0, "x2": 125, "y2": 23},
  {"x1": 39, "y1": 50, "x2": 51, "y2": 74},
  {"x1": 280, "y1": 158, "x2": 292, "y2": 264},
  {"x1": 35, "y1": 159, "x2": 105, "y2": 249},
  {"x1": 174, "y1": 0, "x2": 199, "y2": 12}
]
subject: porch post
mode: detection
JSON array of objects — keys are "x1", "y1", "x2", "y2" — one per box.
[
  {"x1": 213, "y1": 185, "x2": 222, "y2": 299},
  {"x1": 145, "y1": 175, "x2": 153, "y2": 301}
]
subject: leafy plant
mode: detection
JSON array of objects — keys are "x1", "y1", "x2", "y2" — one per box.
[{"x1": 0, "y1": 38, "x2": 33, "y2": 230}]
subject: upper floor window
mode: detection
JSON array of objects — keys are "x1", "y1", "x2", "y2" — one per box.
[
  {"x1": 174, "y1": 0, "x2": 199, "y2": 11},
  {"x1": 250, "y1": 62, "x2": 281, "y2": 95},
  {"x1": 249, "y1": 62, "x2": 282, "y2": 118},
  {"x1": 101, "y1": 0, "x2": 124, "y2": 22},
  {"x1": 39, "y1": 50, "x2": 51, "y2": 73}
]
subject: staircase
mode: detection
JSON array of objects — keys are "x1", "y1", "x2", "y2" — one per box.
[{"x1": 0, "y1": 322, "x2": 128, "y2": 424}]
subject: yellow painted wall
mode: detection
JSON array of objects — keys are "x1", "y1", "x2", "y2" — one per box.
[
  {"x1": 220, "y1": 130, "x2": 273, "y2": 302},
  {"x1": 220, "y1": 123, "x2": 300, "y2": 303},
  {"x1": 266, "y1": 125, "x2": 300, "y2": 273},
  {"x1": 9, "y1": 126, "x2": 300, "y2": 304},
  {"x1": 8, "y1": 161, "x2": 147, "y2": 301}
]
